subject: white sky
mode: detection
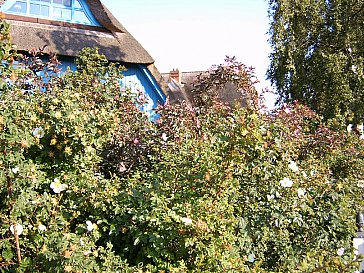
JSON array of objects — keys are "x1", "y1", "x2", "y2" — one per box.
[{"x1": 100, "y1": 0, "x2": 276, "y2": 108}]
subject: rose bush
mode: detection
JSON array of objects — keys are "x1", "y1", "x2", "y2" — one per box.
[{"x1": 0, "y1": 19, "x2": 363, "y2": 272}]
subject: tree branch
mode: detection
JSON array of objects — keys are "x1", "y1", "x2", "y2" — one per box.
[{"x1": 12, "y1": 224, "x2": 21, "y2": 265}]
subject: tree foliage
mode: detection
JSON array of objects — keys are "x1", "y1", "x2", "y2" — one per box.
[{"x1": 267, "y1": 0, "x2": 364, "y2": 123}]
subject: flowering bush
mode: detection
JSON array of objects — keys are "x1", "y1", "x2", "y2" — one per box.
[{"x1": 0, "y1": 19, "x2": 363, "y2": 272}]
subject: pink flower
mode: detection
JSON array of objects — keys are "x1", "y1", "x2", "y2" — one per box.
[
  {"x1": 337, "y1": 247, "x2": 345, "y2": 256},
  {"x1": 283, "y1": 106, "x2": 291, "y2": 114}
]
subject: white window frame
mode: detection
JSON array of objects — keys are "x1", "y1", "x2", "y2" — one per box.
[{"x1": 0, "y1": 0, "x2": 101, "y2": 26}]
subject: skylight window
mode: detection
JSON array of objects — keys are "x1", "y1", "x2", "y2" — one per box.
[{"x1": 1, "y1": 0, "x2": 101, "y2": 26}]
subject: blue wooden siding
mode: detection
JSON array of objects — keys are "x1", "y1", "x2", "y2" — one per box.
[
  {"x1": 120, "y1": 64, "x2": 165, "y2": 119},
  {"x1": 59, "y1": 58, "x2": 166, "y2": 119},
  {"x1": 59, "y1": 57, "x2": 77, "y2": 72}
]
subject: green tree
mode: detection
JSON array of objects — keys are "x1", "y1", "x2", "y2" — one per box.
[{"x1": 267, "y1": 0, "x2": 364, "y2": 123}]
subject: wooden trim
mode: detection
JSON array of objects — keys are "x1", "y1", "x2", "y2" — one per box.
[
  {"x1": 4, "y1": 14, "x2": 37, "y2": 23},
  {"x1": 3, "y1": 14, "x2": 108, "y2": 32}
]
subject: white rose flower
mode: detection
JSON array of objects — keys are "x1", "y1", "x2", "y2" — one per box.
[
  {"x1": 161, "y1": 133, "x2": 168, "y2": 142},
  {"x1": 297, "y1": 188, "x2": 306, "y2": 197},
  {"x1": 288, "y1": 161, "x2": 299, "y2": 172},
  {"x1": 181, "y1": 217, "x2": 193, "y2": 225},
  {"x1": 86, "y1": 220, "x2": 97, "y2": 232},
  {"x1": 347, "y1": 124, "x2": 353, "y2": 133},
  {"x1": 33, "y1": 127, "x2": 45, "y2": 138},
  {"x1": 10, "y1": 223, "x2": 23, "y2": 236},
  {"x1": 248, "y1": 253, "x2": 255, "y2": 263},
  {"x1": 50, "y1": 178, "x2": 67, "y2": 194},
  {"x1": 11, "y1": 167, "x2": 19, "y2": 174},
  {"x1": 38, "y1": 224, "x2": 46, "y2": 232},
  {"x1": 267, "y1": 194, "x2": 275, "y2": 201},
  {"x1": 280, "y1": 177, "x2": 294, "y2": 188}
]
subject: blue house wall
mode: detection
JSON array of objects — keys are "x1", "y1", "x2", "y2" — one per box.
[{"x1": 121, "y1": 64, "x2": 166, "y2": 117}]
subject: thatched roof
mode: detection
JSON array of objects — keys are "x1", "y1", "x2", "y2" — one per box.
[
  {"x1": 162, "y1": 70, "x2": 248, "y2": 107},
  {"x1": 161, "y1": 71, "x2": 204, "y2": 104},
  {"x1": 1, "y1": 0, "x2": 154, "y2": 64}
]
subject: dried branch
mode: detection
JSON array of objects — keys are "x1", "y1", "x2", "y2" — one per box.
[
  {"x1": 0, "y1": 261, "x2": 16, "y2": 267},
  {"x1": 13, "y1": 224, "x2": 21, "y2": 265}
]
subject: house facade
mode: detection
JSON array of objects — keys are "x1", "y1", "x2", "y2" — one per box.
[{"x1": 0, "y1": 0, "x2": 169, "y2": 118}]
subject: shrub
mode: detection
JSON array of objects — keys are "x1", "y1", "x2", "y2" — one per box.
[{"x1": 0, "y1": 19, "x2": 363, "y2": 272}]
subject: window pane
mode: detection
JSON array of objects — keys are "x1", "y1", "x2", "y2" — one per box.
[
  {"x1": 74, "y1": 10, "x2": 90, "y2": 23},
  {"x1": 41, "y1": 5, "x2": 49, "y2": 16},
  {"x1": 63, "y1": 0, "x2": 71, "y2": 7},
  {"x1": 74, "y1": 0, "x2": 82, "y2": 9},
  {"x1": 61, "y1": 8, "x2": 71, "y2": 20},
  {"x1": 53, "y1": 0, "x2": 71, "y2": 7},
  {"x1": 30, "y1": 3, "x2": 40, "y2": 15},
  {"x1": 9, "y1": 1, "x2": 27, "y2": 13},
  {"x1": 53, "y1": 7, "x2": 61, "y2": 18}
]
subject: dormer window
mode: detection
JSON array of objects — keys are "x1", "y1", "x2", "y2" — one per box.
[{"x1": 1, "y1": 0, "x2": 101, "y2": 26}]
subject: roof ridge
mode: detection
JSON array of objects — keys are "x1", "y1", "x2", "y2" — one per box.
[{"x1": 86, "y1": 0, "x2": 126, "y2": 33}]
